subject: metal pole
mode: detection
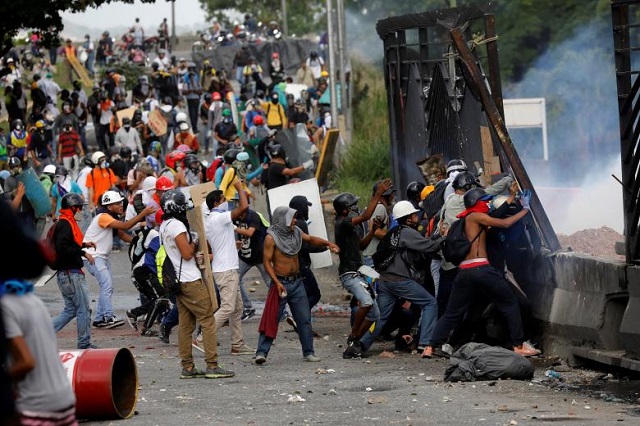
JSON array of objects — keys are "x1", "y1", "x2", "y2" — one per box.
[
  {"x1": 337, "y1": 0, "x2": 349, "y2": 131},
  {"x1": 281, "y1": 0, "x2": 288, "y2": 37},
  {"x1": 327, "y1": 0, "x2": 338, "y2": 129},
  {"x1": 171, "y1": 0, "x2": 176, "y2": 39}
]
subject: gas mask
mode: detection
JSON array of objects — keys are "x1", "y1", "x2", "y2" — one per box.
[
  {"x1": 74, "y1": 208, "x2": 83, "y2": 221},
  {"x1": 124, "y1": 125, "x2": 131, "y2": 130},
  {"x1": 14, "y1": 125, "x2": 23, "y2": 132},
  {"x1": 347, "y1": 204, "x2": 360, "y2": 218},
  {"x1": 10, "y1": 166, "x2": 22, "y2": 176},
  {"x1": 99, "y1": 159, "x2": 109, "y2": 169},
  {"x1": 63, "y1": 125, "x2": 72, "y2": 133}
]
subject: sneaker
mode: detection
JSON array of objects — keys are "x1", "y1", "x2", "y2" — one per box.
[
  {"x1": 180, "y1": 366, "x2": 205, "y2": 379},
  {"x1": 159, "y1": 323, "x2": 170, "y2": 344},
  {"x1": 205, "y1": 366, "x2": 235, "y2": 379},
  {"x1": 241, "y1": 308, "x2": 256, "y2": 321},
  {"x1": 112, "y1": 246, "x2": 122, "y2": 253},
  {"x1": 514, "y1": 342, "x2": 541, "y2": 357},
  {"x1": 343, "y1": 341, "x2": 363, "y2": 359},
  {"x1": 104, "y1": 316, "x2": 125, "y2": 329},
  {"x1": 231, "y1": 344, "x2": 255, "y2": 355},
  {"x1": 255, "y1": 353, "x2": 267, "y2": 365},
  {"x1": 286, "y1": 315, "x2": 298, "y2": 333},
  {"x1": 79, "y1": 343, "x2": 99, "y2": 349},
  {"x1": 192, "y1": 340, "x2": 205, "y2": 353},
  {"x1": 125, "y1": 311, "x2": 138, "y2": 331},
  {"x1": 304, "y1": 354, "x2": 321, "y2": 362},
  {"x1": 92, "y1": 319, "x2": 107, "y2": 328}
]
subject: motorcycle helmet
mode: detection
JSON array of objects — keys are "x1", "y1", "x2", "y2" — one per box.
[
  {"x1": 61, "y1": 193, "x2": 84, "y2": 210},
  {"x1": 333, "y1": 193, "x2": 359, "y2": 214},
  {"x1": 160, "y1": 189, "x2": 189, "y2": 217}
]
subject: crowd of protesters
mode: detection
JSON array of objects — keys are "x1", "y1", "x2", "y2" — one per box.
[{"x1": 0, "y1": 15, "x2": 543, "y2": 424}]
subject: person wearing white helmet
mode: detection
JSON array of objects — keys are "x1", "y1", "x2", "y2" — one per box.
[
  {"x1": 356, "y1": 200, "x2": 443, "y2": 359},
  {"x1": 82, "y1": 190, "x2": 156, "y2": 328},
  {"x1": 85, "y1": 151, "x2": 118, "y2": 213}
]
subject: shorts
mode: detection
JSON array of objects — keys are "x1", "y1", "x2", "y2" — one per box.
[{"x1": 340, "y1": 272, "x2": 379, "y2": 321}]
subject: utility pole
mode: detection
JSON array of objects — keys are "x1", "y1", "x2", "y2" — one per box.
[
  {"x1": 326, "y1": 0, "x2": 338, "y2": 129},
  {"x1": 281, "y1": 0, "x2": 288, "y2": 37},
  {"x1": 336, "y1": 0, "x2": 349, "y2": 132},
  {"x1": 171, "y1": 0, "x2": 176, "y2": 43}
]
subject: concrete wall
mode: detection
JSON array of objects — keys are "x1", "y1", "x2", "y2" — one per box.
[{"x1": 533, "y1": 252, "x2": 635, "y2": 359}]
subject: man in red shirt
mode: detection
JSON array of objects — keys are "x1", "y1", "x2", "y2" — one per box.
[{"x1": 57, "y1": 120, "x2": 84, "y2": 179}]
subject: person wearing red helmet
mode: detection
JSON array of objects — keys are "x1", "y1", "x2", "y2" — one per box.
[
  {"x1": 206, "y1": 91, "x2": 229, "y2": 153},
  {"x1": 160, "y1": 150, "x2": 188, "y2": 188}
]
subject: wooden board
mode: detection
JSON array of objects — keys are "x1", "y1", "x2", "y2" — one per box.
[
  {"x1": 185, "y1": 181, "x2": 218, "y2": 311},
  {"x1": 67, "y1": 55, "x2": 93, "y2": 88},
  {"x1": 314, "y1": 129, "x2": 340, "y2": 187},
  {"x1": 147, "y1": 109, "x2": 168, "y2": 136},
  {"x1": 116, "y1": 106, "x2": 137, "y2": 124},
  {"x1": 480, "y1": 126, "x2": 502, "y2": 184},
  {"x1": 267, "y1": 178, "x2": 333, "y2": 269}
]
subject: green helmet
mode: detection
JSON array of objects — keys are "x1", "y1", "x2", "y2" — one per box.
[{"x1": 222, "y1": 108, "x2": 232, "y2": 117}]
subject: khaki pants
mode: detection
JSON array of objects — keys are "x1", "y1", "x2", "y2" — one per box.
[
  {"x1": 176, "y1": 279, "x2": 218, "y2": 369},
  {"x1": 213, "y1": 269, "x2": 244, "y2": 350}
]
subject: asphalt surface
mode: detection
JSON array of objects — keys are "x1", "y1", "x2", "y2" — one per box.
[{"x1": 38, "y1": 239, "x2": 640, "y2": 425}]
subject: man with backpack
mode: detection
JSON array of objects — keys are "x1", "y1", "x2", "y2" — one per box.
[
  {"x1": 159, "y1": 189, "x2": 235, "y2": 379},
  {"x1": 333, "y1": 179, "x2": 393, "y2": 359},
  {"x1": 50, "y1": 193, "x2": 97, "y2": 349},
  {"x1": 359, "y1": 200, "x2": 443, "y2": 358},
  {"x1": 427, "y1": 188, "x2": 540, "y2": 358}
]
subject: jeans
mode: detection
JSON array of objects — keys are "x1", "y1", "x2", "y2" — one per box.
[
  {"x1": 187, "y1": 98, "x2": 199, "y2": 131},
  {"x1": 161, "y1": 294, "x2": 179, "y2": 330},
  {"x1": 431, "y1": 259, "x2": 442, "y2": 297},
  {"x1": 256, "y1": 277, "x2": 315, "y2": 357},
  {"x1": 340, "y1": 272, "x2": 379, "y2": 322},
  {"x1": 430, "y1": 265, "x2": 524, "y2": 347},
  {"x1": 238, "y1": 259, "x2": 271, "y2": 310},
  {"x1": 301, "y1": 266, "x2": 321, "y2": 310},
  {"x1": 360, "y1": 278, "x2": 437, "y2": 350},
  {"x1": 52, "y1": 270, "x2": 92, "y2": 349},
  {"x1": 84, "y1": 257, "x2": 114, "y2": 321}
]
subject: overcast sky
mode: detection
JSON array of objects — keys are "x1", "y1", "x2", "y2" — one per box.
[{"x1": 61, "y1": 0, "x2": 208, "y2": 30}]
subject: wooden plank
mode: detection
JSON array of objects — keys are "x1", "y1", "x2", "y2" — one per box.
[
  {"x1": 148, "y1": 109, "x2": 168, "y2": 136},
  {"x1": 314, "y1": 129, "x2": 340, "y2": 187},
  {"x1": 116, "y1": 106, "x2": 137, "y2": 124},
  {"x1": 67, "y1": 55, "x2": 93, "y2": 88},
  {"x1": 480, "y1": 126, "x2": 495, "y2": 184},
  {"x1": 185, "y1": 182, "x2": 218, "y2": 311}
]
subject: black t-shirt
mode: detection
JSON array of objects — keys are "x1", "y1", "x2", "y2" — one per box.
[
  {"x1": 335, "y1": 215, "x2": 364, "y2": 275},
  {"x1": 288, "y1": 111, "x2": 309, "y2": 126},
  {"x1": 28, "y1": 132, "x2": 50, "y2": 159},
  {"x1": 265, "y1": 162, "x2": 288, "y2": 190},
  {"x1": 235, "y1": 210, "x2": 266, "y2": 265}
]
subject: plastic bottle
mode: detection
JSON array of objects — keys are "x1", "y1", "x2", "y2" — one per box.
[{"x1": 545, "y1": 369, "x2": 561, "y2": 380}]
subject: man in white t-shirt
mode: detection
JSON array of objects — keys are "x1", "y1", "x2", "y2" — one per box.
[
  {"x1": 83, "y1": 190, "x2": 154, "y2": 328},
  {"x1": 159, "y1": 189, "x2": 235, "y2": 379},
  {"x1": 203, "y1": 181, "x2": 254, "y2": 356}
]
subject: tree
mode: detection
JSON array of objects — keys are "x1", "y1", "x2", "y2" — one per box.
[
  {"x1": 0, "y1": 0, "x2": 156, "y2": 57},
  {"x1": 198, "y1": 0, "x2": 325, "y2": 37}
]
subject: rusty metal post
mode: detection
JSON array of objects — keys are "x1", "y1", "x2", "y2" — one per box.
[
  {"x1": 484, "y1": 14, "x2": 504, "y2": 118},
  {"x1": 612, "y1": 1, "x2": 635, "y2": 262},
  {"x1": 450, "y1": 27, "x2": 561, "y2": 251}
]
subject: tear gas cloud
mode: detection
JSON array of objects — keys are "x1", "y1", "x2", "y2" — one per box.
[{"x1": 345, "y1": 9, "x2": 625, "y2": 235}]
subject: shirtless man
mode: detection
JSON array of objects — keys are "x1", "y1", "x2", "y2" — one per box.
[
  {"x1": 426, "y1": 187, "x2": 540, "y2": 357},
  {"x1": 255, "y1": 205, "x2": 339, "y2": 365}
]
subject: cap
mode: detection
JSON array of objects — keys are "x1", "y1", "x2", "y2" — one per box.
[{"x1": 290, "y1": 195, "x2": 312, "y2": 207}]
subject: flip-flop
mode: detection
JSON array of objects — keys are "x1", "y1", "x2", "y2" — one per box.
[{"x1": 421, "y1": 346, "x2": 433, "y2": 359}]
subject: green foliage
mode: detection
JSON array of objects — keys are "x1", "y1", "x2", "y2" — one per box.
[
  {"x1": 0, "y1": 0, "x2": 155, "y2": 57},
  {"x1": 198, "y1": 0, "x2": 326, "y2": 37},
  {"x1": 335, "y1": 60, "x2": 391, "y2": 202}
]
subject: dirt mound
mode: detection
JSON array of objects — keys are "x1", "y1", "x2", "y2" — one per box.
[{"x1": 557, "y1": 226, "x2": 625, "y2": 260}]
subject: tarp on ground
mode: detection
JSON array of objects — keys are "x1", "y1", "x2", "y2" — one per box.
[{"x1": 192, "y1": 39, "x2": 317, "y2": 79}]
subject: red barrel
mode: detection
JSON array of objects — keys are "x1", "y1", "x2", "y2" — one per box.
[{"x1": 59, "y1": 348, "x2": 138, "y2": 419}]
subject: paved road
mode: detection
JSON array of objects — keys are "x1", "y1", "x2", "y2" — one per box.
[{"x1": 37, "y1": 244, "x2": 640, "y2": 425}]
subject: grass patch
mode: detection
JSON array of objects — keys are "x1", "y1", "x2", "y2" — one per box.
[{"x1": 334, "y1": 60, "x2": 391, "y2": 204}]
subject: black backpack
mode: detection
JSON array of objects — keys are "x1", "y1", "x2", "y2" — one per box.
[
  {"x1": 128, "y1": 226, "x2": 152, "y2": 268},
  {"x1": 441, "y1": 218, "x2": 485, "y2": 266},
  {"x1": 372, "y1": 226, "x2": 404, "y2": 271},
  {"x1": 162, "y1": 253, "x2": 182, "y2": 295}
]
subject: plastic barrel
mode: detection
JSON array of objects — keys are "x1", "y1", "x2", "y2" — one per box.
[
  {"x1": 59, "y1": 348, "x2": 138, "y2": 419},
  {"x1": 15, "y1": 167, "x2": 52, "y2": 217}
]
